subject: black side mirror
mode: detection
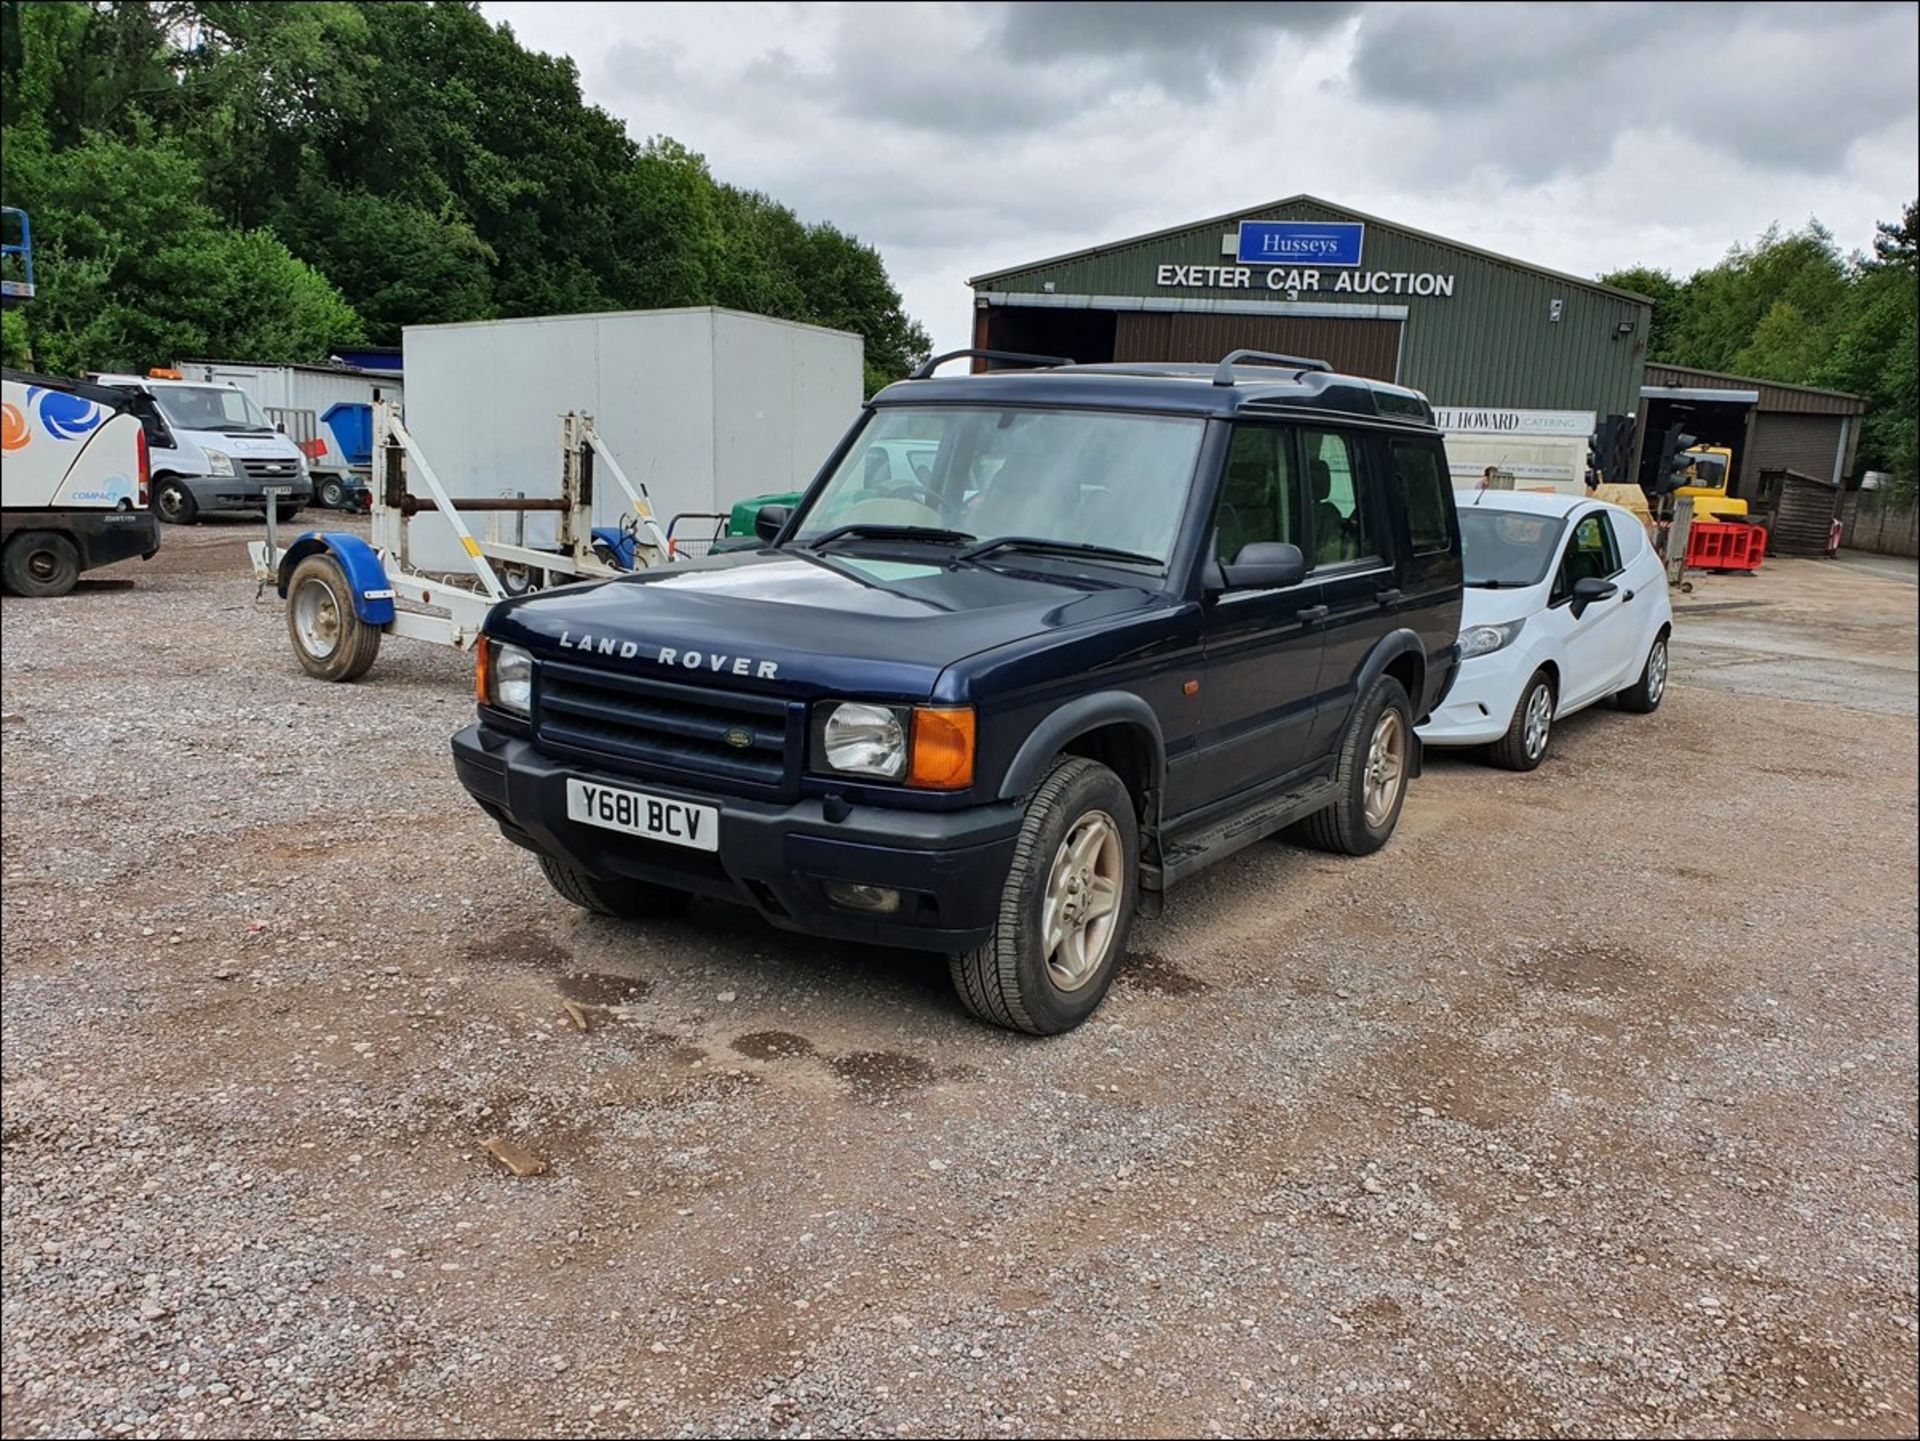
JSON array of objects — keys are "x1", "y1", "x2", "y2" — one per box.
[
  {"x1": 1218, "y1": 541, "x2": 1307, "y2": 592},
  {"x1": 755, "y1": 504, "x2": 794, "y2": 543},
  {"x1": 1570, "y1": 575, "x2": 1618, "y2": 617}
]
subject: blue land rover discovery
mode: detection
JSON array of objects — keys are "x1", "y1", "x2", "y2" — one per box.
[{"x1": 452, "y1": 350, "x2": 1463, "y2": 1033}]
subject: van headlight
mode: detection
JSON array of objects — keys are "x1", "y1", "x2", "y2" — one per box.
[
  {"x1": 815, "y1": 702, "x2": 907, "y2": 780},
  {"x1": 1458, "y1": 619, "x2": 1525, "y2": 660},
  {"x1": 479, "y1": 639, "x2": 533, "y2": 716},
  {"x1": 204, "y1": 448, "x2": 235, "y2": 477}
]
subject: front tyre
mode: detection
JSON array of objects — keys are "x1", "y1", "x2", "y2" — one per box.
[
  {"x1": 1296, "y1": 675, "x2": 1413, "y2": 856},
  {"x1": 284, "y1": 553, "x2": 382, "y2": 681},
  {"x1": 1615, "y1": 633, "x2": 1669, "y2": 714},
  {"x1": 1489, "y1": 669, "x2": 1555, "y2": 772},
  {"x1": 153, "y1": 478, "x2": 198, "y2": 525},
  {"x1": 949, "y1": 757, "x2": 1138, "y2": 1035},
  {"x1": 538, "y1": 855, "x2": 691, "y2": 919}
]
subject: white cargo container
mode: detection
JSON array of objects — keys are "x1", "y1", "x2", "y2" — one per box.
[
  {"x1": 178, "y1": 359, "x2": 404, "y2": 505},
  {"x1": 400, "y1": 307, "x2": 862, "y2": 569}
]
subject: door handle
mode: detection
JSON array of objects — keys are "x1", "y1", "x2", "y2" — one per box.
[
  {"x1": 1375, "y1": 588, "x2": 1403, "y2": 608},
  {"x1": 1299, "y1": 604, "x2": 1330, "y2": 624}
]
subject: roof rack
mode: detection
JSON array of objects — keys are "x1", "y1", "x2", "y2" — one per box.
[
  {"x1": 910, "y1": 348, "x2": 1074, "y2": 380},
  {"x1": 1212, "y1": 349, "x2": 1331, "y2": 386}
]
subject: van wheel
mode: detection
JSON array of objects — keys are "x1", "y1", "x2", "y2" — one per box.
[
  {"x1": 1489, "y1": 670, "x2": 1555, "y2": 771},
  {"x1": 153, "y1": 478, "x2": 198, "y2": 525},
  {"x1": 284, "y1": 553, "x2": 382, "y2": 681},
  {"x1": 1616, "y1": 634, "x2": 1669, "y2": 714},
  {"x1": 1295, "y1": 675, "x2": 1412, "y2": 856},
  {"x1": 949, "y1": 757, "x2": 1138, "y2": 1035},
  {"x1": 538, "y1": 855, "x2": 690, "y2": 919},
  {"x1": 2, "y1": 531, "x2": 82, "y2": 597}
]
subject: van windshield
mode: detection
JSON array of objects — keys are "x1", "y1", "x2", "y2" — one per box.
[
  {"x1": 155, "y1": 386, "x2": 273, "y2": 433},
  {"x1": 1459, "y1": 506, "x2": 1569, "y2": 587},
  {"x1": 791, "y1": 407, "x2": 1206, "y2": 568}
]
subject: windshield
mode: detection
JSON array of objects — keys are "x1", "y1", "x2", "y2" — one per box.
[
  {"x1": 1459, "y1": 506, "x2": 1569, "y2": 587},
  {"x1": 790, "y1": 406, "x2": 1207, "y2": 567},
  {"x1": 1685, "y1": 452, "x2": 1728, "y2": 489},
  {"x1": 154, "y1": 385, "x2": 272, "y2": 432}
]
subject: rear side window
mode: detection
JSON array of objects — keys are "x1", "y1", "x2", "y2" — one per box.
[
  {"x1": 1213, "y1": 426, "x2": 1299, "y2": 562},
  {"x1": 1608, "y1": 509, "x2": 1648, "y2": 562},
  {"x1": 1389, "y1": 440, "x2": 1452, "y2": 554},
  {"x1": 1301, "y1": 429, "x2": 1375, "y2": 567}
]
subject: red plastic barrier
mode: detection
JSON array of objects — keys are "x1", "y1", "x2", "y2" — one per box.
[{"x1": 1685, "y1": 521, "x2": 1767, "y2": 571}]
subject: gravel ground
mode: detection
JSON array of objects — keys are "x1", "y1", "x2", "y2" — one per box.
[{"x1": 3, "y1": 521, "x2": 1916, "y2": 1439}]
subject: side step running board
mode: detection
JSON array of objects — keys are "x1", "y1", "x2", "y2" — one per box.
[{"x1": 1149, "y1": 780, "x2": 1340, "y2": 890}]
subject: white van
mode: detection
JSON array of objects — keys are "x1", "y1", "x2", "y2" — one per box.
[{"x1": 92, "y1": 371, "x2": 313, "y2": 524}]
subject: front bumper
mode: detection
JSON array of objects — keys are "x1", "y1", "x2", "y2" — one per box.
[
  {"x1": 1416, "y1": 651, "x2": 1530, "y2": 746},
  {"x1": 183, "y1": 475, "x2": 313, "y2": 511},
  {"x1": 451, "y1": 726, "x2": 1024, "y2": 953}
]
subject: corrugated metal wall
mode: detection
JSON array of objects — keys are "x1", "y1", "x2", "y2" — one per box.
[
  {"x1": 1645, "y1": 363, "x2": 1865, "y2": 417},
  {"x1": 975, "y1": 198, "x2": 1650, "y2": 413},
  {"x1": 1113, "y1": 312, "x2": 1400, "y2": 380},
  {"x1": 1753, "y1": 412, "x2": 1844, "y2": 483}
]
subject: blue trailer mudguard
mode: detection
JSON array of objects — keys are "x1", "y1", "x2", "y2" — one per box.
[{"x1": 275, "y1": 532, "x2": 396, "y2": 625}]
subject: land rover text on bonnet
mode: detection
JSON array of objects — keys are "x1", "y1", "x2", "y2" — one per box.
[{"x1": 452, "y1": 350, "x2": 1465, "y2": 1033}]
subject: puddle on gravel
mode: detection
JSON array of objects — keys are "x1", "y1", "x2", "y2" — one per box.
[
  {"x1": 1119, "y1": 950, "x2": 1209, "y2": 995},
  {"x1": 462, "y1": 927, "x2": 573, "y2": 971},
  {"x1": 556, "y1": 971, "x2": 652, "y2": 1007},
  {"x1": 830, "y1": 1050, "x2": 936, "y2": 1101},
  {"x1": 731, "y1": 1030, "x2": 816, "y2": 1061}
]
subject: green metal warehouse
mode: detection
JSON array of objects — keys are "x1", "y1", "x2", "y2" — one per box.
[{"x1": 969, "y1": 195, "x2": 1653, "y2": 423}]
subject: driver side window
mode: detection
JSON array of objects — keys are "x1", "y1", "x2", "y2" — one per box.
[
  {"x1": 1552, "y1": 512, "x2": 1619, "y2": 603},
  {"x1": 1213, "y1": 426, "x2": 1298, "y2": 562}
]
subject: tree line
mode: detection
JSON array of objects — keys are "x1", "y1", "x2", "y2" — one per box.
[
  {"x1": 0, "y1": 1, "x2": 930, "y2": 394},
  {"x1": 1602, "y1": 203, "x2": 1918, "y2": 498}
]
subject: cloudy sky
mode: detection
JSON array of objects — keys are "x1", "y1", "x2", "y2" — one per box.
[{"x1": 484, "y1": 1, "x2": 1918, "y2": 351}]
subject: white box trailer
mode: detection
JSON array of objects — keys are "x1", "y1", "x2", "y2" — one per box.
[
  {"x1": 177, "y1": 359, "x2": 404, "y2": 506},
  {"x1": 400, "y1": 307, "x2": 862, "y2": 570}
]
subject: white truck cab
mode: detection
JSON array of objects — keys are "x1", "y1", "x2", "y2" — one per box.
[{"x1": 92, "y1": 370, "x2": 313, "y2": 524}]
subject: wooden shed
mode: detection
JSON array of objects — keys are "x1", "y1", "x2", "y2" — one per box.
[{"x1": 1755, "y1": 467, "x2": 1842, "y2": 556}]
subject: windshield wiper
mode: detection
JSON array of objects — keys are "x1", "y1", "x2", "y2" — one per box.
[
  {"x1": 1466, "y1": 579, "x2": 1523, "y2": 589},
  {"x1": 957, "y1": 535, "x2": 1161, "y2": 568},
  {"x1": 803, "y1": 523, "x2": 976, "y2": 550}
]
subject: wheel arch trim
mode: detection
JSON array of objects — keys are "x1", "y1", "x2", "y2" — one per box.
[{"x1": 276, "y1": 532, "x2": 396, "y2": 625}]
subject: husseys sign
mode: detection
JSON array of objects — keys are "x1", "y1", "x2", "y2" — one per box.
[{"x1": 1154, "y1": 219, "x2": 1456, "y2": 297}]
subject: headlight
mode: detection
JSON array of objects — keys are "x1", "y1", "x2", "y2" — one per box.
[
  {"x1": 817, "y1": 702, "x2": 907, "y2": 779},
  {"x1": 479, "y1": 638, "x2": 533, "y2": 716},
  {"x1": 204, "y1": 448, "x2": 234, "y2": 477},
  {"x1": 1458, "y1": 619, "x2": 1525, "y2": 660}
]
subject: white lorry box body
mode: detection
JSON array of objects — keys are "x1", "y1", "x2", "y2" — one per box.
[
  {"x1": 2, "y1": 372, "x2": 159, "y2": 593},
  {"x1": 401, "y1": 307, "x2": 862, "y2": 568},
  {"x1": 1443, "y1": 432, "x2": 1590, "y2": 495}
]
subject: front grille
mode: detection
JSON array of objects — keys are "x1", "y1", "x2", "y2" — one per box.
[
  {"x1": 534, "y1": 659, "x2": 796, "y2": 796},
  {"x1": 238, "y1": 457, "x2": 302, "y2": 481}
]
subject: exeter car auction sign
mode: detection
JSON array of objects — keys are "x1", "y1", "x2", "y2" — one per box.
[{"x1": 1156, "y1": 221, "x2": 1455, "y2": 297}]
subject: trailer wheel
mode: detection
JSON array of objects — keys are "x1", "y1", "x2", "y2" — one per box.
[
  {"x1": 319, "y1": 477, "x2": 346, "y2": 509},
  {"x1": 285, "y1": 553, "x2": 382, "y2": 681},
  {"x1": 2, "y1": 531, "x2": 82, "y2": 598}
]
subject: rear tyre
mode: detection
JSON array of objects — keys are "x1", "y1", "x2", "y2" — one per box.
[
  {"x1": 1489, "y1": 670, "x2": 1554, "y2": 771},
  {"x1": 949, "y1": 757, "x2": 1138, "y2": 1035},
  {"x1": 1296, "y1": 675, "x2": 1413, "y2": 856},
  {"x1": 153, "y1": 478, "x2": 198, "y2": 525},
  {"x1": 284, "y1": 553, "x2": 382, "y2": 681},
  {"x1": 1615, "y1": 634, "x2": 1669, "y2": 714},
  {"x1": 538, "y1": 854, "x2": 691, "y2": 919},
  {"x1": 2, "y1": 531, "x2": 82, "y2": 598}
]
